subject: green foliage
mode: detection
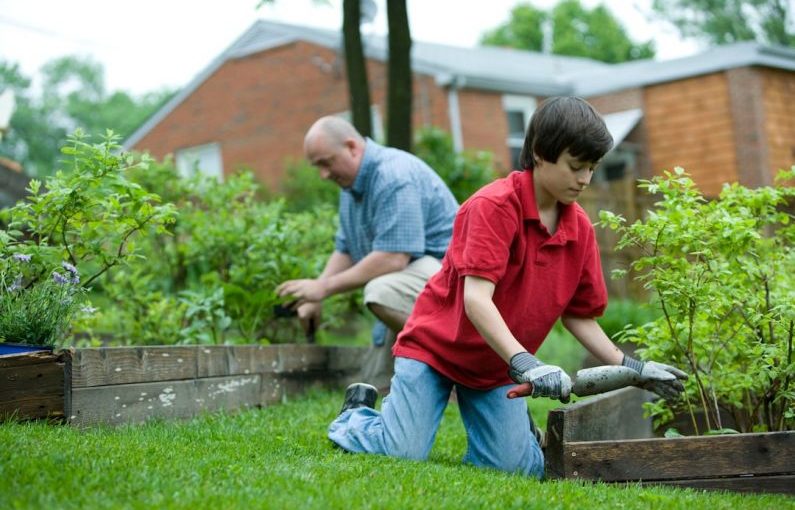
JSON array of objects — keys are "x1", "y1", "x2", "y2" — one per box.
[
  {"x1": 0, "y1": 131, "x2": 175, "y2": 346},
  {"x1": 279, "y1": 158, "x2": 339, "y2": 212},
  {"x1": 600, "y1": 167, "x2": 795, "y2": 433},
  {"x1": 93, "y1": 160, "x2": 352, "y2": 345},
  {"x1": 481, "y1": 0, "x2": 655, "y2": 63},
  {"x1": 0, "y1": 256, "x2": 85, "y2": 346},
  {"x1": 1, "y1": 392, "x2": 790, "y2": 509},
  {"x1": 0, "y1": 56, "x2": 174, "y2": 177},
  {"x1": 652, "y1": 0, "x2": 794, "y2": 47},
  {"x1": 1, "y1": 130, "x2": 177, "y2": 290},
  {"x1": 414, "y1": 127, "x2": 495, "y2": 203},
  {"x1": 598, "y1": 299, "x2": 661, "y2": 341}
]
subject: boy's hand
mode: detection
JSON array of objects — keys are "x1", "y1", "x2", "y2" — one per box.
[
  {"x1": 509, "y1": 352, "x2": 572, "y2": 402},
  {"x1": 622, "y1": 355, "x2": 688, "y2": 401}
]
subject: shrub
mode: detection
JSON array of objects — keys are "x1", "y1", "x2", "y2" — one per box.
[
  {"x1": 106, "y1": 164, "x2": 353, "y2": 345},
  {"x1": 279, "y1": 158, "x2": 339, "y2": 212},
  {"x1": 414, "y1": 127, "x2": 496, "y2": 203},
  {"x1": 0, "y1": 131, "x2": 175, "y2": 346},
  {"x1": 600, "y1": 167, "x2": 795, "y2": 433}
]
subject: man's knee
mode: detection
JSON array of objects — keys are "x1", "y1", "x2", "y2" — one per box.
[{"x1": 363, "y1": 273, "x2": 403, "y2": 310}]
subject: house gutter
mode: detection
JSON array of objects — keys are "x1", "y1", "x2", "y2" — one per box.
[{"x1": 437, "y1": 74, "x2": 464, "y2": 152}]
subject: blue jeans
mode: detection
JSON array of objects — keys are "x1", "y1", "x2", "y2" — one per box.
[{"x1": 328, "y1": 357, "x2": 545, "y2": 478}]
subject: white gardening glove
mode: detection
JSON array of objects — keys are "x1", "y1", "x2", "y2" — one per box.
[
  {"x1": 622, "y1": 355, "x2": 688, "y2": 401},
  {"x1": 508, "y1": 352, "x2": 572, "y2": 403}
]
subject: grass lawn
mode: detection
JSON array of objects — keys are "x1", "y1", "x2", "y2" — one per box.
[{"x1": 1, "y1": 390, "x2": 792, "y2": 510}]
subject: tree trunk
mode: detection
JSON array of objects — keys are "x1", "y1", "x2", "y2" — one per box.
[
  {"x1": 386, "y1": 0, "x2": 412, "y2": 151},
  {"x1": 342, "y1": 0, "x2": 372, "y2": 137}
]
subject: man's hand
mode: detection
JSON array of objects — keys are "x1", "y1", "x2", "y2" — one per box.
[
  {"x1": 276, "y1": 278, "x2": 329, "y2": 304},
  {"x1": 296, "y1": 302, "x2": 321, "y2": 334},
  {"x1": 622, "y1": 355, "x2": 688, "y2": 401},
  {"x1": 508, "y1": 352, "x2": 572, "y2": 402}
]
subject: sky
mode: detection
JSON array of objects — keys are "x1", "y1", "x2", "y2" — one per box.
[{"x1": 0, "y1": 0, "x2": 702, "y2": 96}]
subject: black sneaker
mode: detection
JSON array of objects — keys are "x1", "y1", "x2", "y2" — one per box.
[{"x1": 339, "y1": 383, "x2": 378, "y2": 415}]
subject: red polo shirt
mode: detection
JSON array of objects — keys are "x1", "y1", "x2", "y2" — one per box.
[{"x1": 393, "y1": 170, "x2": 607, "y2": 389}]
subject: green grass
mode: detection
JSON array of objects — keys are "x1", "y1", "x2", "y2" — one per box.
[{"x1": 2, "y1": 392, "x2": 791, "y2": 510}]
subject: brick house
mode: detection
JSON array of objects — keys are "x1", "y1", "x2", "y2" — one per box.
[{"x1": 125, "y1": 20, "x2": 795, "y2": 196}]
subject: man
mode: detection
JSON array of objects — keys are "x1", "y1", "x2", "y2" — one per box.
[{"x1": 276, "y1": 116, "x2": 458, "y2": 390}]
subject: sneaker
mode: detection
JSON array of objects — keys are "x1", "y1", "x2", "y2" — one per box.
[{"x1": 339, "y1": 383, "x2": 378, "y2": 415}]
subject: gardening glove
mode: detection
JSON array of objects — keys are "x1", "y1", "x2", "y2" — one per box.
[
  {"x1": 622, "y1": 354, "x2": 688, "y2": 401},
  {"x1": 508, "y1": 352, "x2": 572, "y2": 403}
]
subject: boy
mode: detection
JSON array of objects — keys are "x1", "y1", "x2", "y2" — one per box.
[{"x1": 328, "y1": 97, "x2": 687, "y2": 478}]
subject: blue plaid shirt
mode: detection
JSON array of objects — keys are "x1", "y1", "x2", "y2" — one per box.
[{"x1": 335, "y1": 139, "x2": 458, "y2": 263}]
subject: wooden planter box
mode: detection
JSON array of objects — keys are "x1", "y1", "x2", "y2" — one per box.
[
  {"x1": 2, "y1": 345, "x2": 366, "y2": 426},
  {"x1": 544, "y1": 387, "x2": 795, "y2": 495},
  {"x1": 0, "y1": 349, "x2": 71, "y2": 421}
]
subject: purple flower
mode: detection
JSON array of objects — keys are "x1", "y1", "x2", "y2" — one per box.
[
  {"x1": 52, "y1": 271, "x2": 69, "y2": 285},
  {"x1": 61, "y1": 262, "x2": 80, "y2": 284},
  {"x1": 13, "y1": 254, "x2": 31, "y2": 263},
  {"x1": 62, "y1": 261, "x2": 78, "y2": 275}
]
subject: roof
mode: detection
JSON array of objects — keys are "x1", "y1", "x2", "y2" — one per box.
[
  {"x1": 124, "y1": 20, "x2": 795, "y2": 150},
  {"x1": 571, "y1": 42, "x2": 795, "y2": 96}
]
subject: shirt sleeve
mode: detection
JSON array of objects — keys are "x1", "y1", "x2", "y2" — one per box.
[
  {"x1": 334, "y1": 225, "x2": 349, "y2": 255},
  {"x1": 564, "y1": 226, "x2": 608, "y2": 317},
  {"x1": 450, "y1": 197, "x2": 518, "y2": 283},
  {"x1": 370, "y1": 182, "x2": 425, "y2": 254}
]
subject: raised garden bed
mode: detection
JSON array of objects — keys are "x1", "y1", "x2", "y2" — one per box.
[
  {"x1": 1, "y1": 349, "x2": 70, "y2": 421},
  {"x1": 2, "y1": 345, "x2": 366, "y2": 426},
  {"x1": 544, "y1": 387, "x2": 795, "y2": 495}
]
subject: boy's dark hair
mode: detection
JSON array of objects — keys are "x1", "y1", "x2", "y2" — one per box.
[{"x1": 519, "y1": 96, "x2": 613, "y2": 170}]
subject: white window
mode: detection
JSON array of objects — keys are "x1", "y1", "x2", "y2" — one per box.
[
  {"x1": 175, "y1": 142, "x2": 223, "y2": 181},
  {"x1": 502, "y1": 95, "x2": 536, "y2": 169}
]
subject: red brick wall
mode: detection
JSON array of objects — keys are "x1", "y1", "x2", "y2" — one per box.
[
  {"x1": 133, "y1": 42, "x2": 462, "y2": 189},
  {"x1": 458, "y1": 89, "x2": 512, "y2": 172},
  {"x1": 644, "y1": 73, "x2": 737, "y2": 196},
  {"x1": 761, "y1": 68, "x2": 795, "y2": 180}
]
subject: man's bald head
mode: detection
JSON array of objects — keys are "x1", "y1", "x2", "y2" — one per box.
[
  {"x1": 303, "y1": 116, "x2": 366, "y2": 188},
  {"x1": 304, "y1": 116, "x2": 365, "y2": 151}
]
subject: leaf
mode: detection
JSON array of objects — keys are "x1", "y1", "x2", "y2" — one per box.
[{"x1": 663, "y1": 427, "x2": 683, "y2": 438}]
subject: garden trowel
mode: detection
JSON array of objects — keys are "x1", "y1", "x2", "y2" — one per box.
[{"x1": 506, "y1": 365, "x2": 643, "y2": 400}]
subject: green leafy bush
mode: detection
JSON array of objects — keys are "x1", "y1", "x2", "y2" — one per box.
[
  {"x1": 600, "y1": 167, "x2": 795, "y2": 433},
  {"x1": 414, "y1": 127, "x2": 496, "y2": 203},
  {"x1": 102, "y1": 164, "x2": 352, "y2": 345},
  {"x1": 279, "y1": 158, "x2": 339, "y2": 212},
  {"x1": 0, "y1": 131, "x2": 175, "y2": 346},
  {"x1": 598, "y1": 299, "x2": 660, "y2": 341}
]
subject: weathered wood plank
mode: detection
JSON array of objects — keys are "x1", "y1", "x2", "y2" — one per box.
[
  {"x1": 71, "y1": 347, "x2": 198, "y2": 387},
  {"x1": 545, "y1": 387, "x2": 654, "y2": 478},
  {"x1": 277, "y1": 345, "x2": 330, "y2": 373},
  {"x1": 562, "y1": 431, "x2": 795, "y2": 482},
  {"x1": 0, "y1": 349, "x2": 59, "y2": 368},
  {"x1": 327, "y1": 346, "x2": 367, "y2": 373},
  {"x1": 69, "y1": 374, "x2": 262, "y2": 426},
  {"x1": 196, "y1": 345, "x2": 280, "y2": 378},
  {"x1": 651, "y1": 474, "x2": 795, "y2": 495},
  {"x1": 0, "y1": 350, "x2": 67, "y2": 420}
]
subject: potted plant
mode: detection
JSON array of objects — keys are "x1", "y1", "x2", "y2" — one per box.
[{"x1": 0, "y1": 254, "x2": 85, "y2": 355}]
